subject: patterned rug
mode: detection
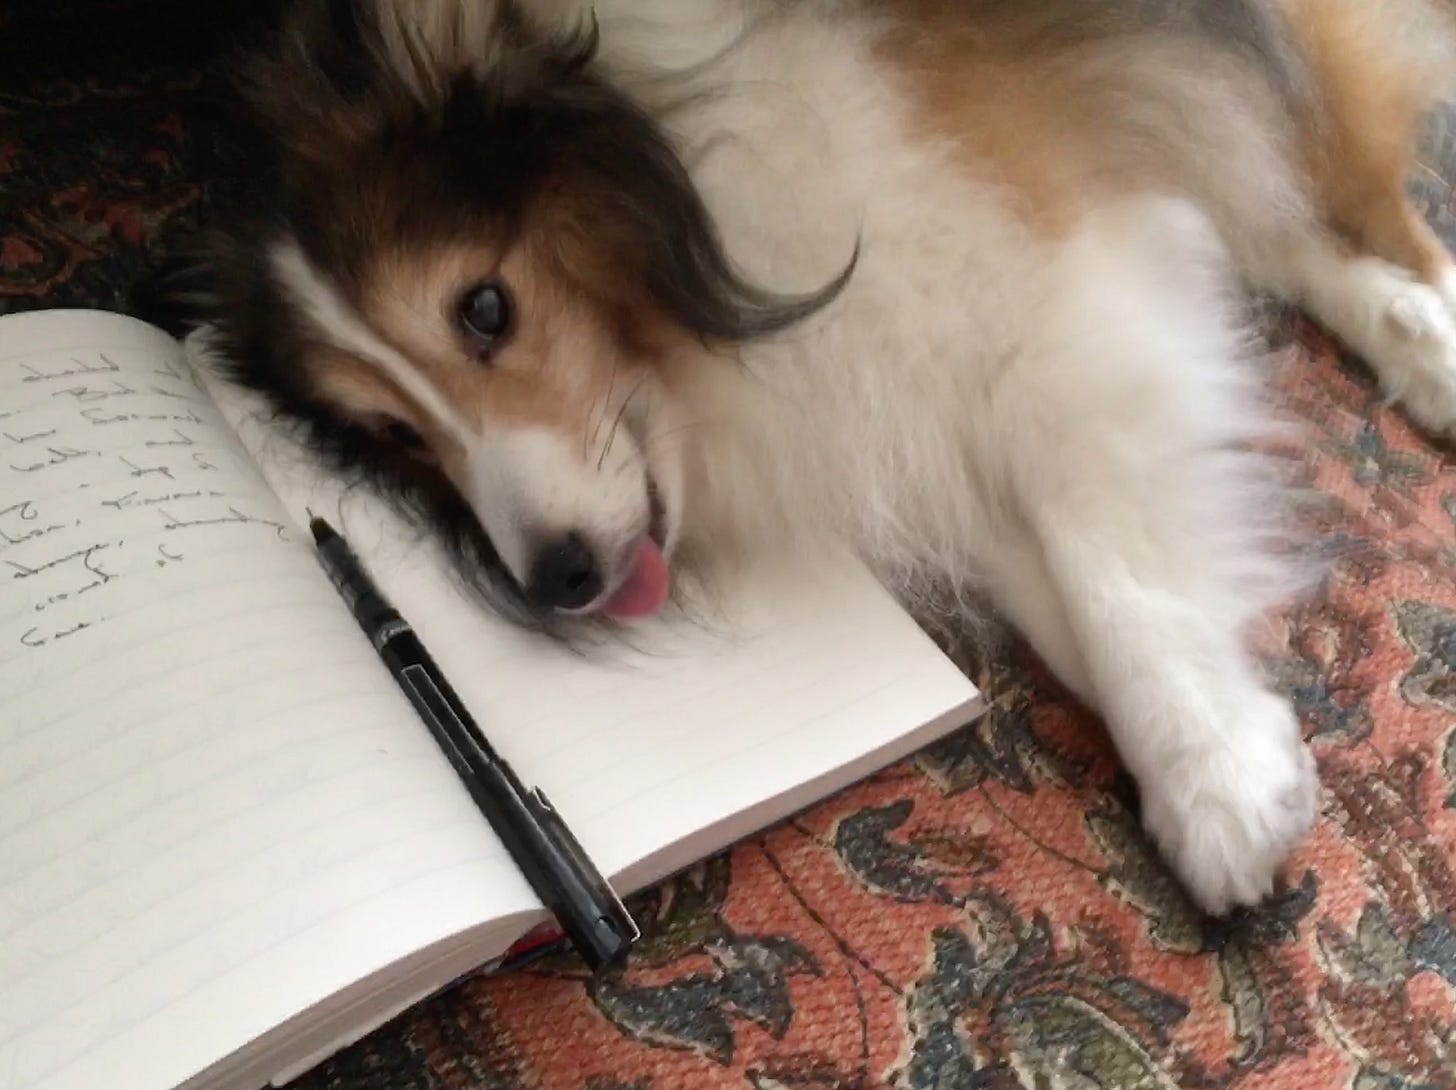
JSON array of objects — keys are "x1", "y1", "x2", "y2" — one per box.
[{"x1": 4, "y1": 49, "x2": 1456, "y2": 1090}]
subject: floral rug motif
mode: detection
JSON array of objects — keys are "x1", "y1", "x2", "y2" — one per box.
[{"x1": 4, "y1": 55, "x2": 1456, "y2": 1090}]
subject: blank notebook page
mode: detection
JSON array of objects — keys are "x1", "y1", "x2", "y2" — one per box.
[{"x1": 0, "y1": 312, "x2": 538, "y2": 1090}]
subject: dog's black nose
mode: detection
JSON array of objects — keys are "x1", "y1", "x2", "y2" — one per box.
[{"x1": 528, "y1": 534, "x2": 603, "y2": 611}]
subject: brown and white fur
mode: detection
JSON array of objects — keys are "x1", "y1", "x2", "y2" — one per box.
[{"x1": 152, "y1": 0, "x2": 1456, "y2": 914}]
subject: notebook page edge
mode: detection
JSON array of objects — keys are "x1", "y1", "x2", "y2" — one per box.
[
  {"x1": 170, "y1": 911, "x2": 540, "y2": 1090},
  {"x1": 611, "y1": 692, "x2": 985, "y2": 895}
]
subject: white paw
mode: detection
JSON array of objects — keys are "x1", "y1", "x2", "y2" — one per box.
[
  {"x1": 1387, "y1": 279, "x2": 1453, "y2": 340},
  {"x1": 1140, "y1": 695, "x2": 1319, "y2": 915},
  {"x1": 1368, "y1": 281, "x2": 1456, "y2": 436}
]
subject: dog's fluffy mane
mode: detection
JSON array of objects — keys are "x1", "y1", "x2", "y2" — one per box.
[{"x1": 145, "y1": 0, "x2": 851, "y2": 634}]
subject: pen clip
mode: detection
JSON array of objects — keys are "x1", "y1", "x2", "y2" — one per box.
[{"x1": 528, "y1": 787, "x2": 641, "y2": 949}]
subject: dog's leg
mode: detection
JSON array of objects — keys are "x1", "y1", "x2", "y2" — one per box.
[
  {"x1": 1341, "y1": 184, "x2": 1456, "y2": 309},
  {"x1": 983, "y1": 543, "x2": 1094, "y2": 704},
  {"x1": 985, "y1": 198, "x2": 1318, "y2": 913},
  {"x1": 1256, "y1": 0, "x2": 1456, "y2": 423},
  {"x1": 1022, "y1": 497, "x2": 1318, "y2": 914},
  {"x1": 1251, "y1": 228, "x2": 1456, "y2": 437}
]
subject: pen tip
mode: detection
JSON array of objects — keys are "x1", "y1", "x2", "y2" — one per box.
[{"x1": 309, "y1": 517, "x2": 334, "y2": 544}]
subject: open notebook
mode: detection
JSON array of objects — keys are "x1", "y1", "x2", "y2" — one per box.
[{"x1": 0, "y1": 309, "x2": 984, "y2": 1090}]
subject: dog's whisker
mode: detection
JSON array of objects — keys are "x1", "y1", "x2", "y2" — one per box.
[
  {"x1": 639, "y1": 421, "x2": 705, "y2": 451},
  {"x1": 598, "y1": 375, "x2": 650, "y2": 472},
  {"x1": 608, "y1": 421, "x2": 707, "y2": 482},
  {"x1": 587, "y1": 358, "x2": 621, "y2": 460}
]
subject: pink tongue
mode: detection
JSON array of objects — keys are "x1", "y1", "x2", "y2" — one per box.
[{"x1": 600, "y1": 538, "x2": 670, "y2": 620}]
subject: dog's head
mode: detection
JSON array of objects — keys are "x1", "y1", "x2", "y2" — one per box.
[{"x1": 169, "y1": 0, "x2": 850, "y2": 629}]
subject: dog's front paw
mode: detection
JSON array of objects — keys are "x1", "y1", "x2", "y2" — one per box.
[
  {"x1": 1139, "y1": 697, "x2": 1319, "y2": 916},
  {"x1": 1371, "y1": 280, "x2": 1456, "y2": 437}
]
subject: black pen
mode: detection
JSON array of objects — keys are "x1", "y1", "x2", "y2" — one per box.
[{"x1": 308, "y1": 516, "x2": 638, "y2": 973}]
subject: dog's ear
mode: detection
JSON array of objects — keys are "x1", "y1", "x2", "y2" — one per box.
[
  {"x1": 317, "y1": 0, "x2": 378, "y2": 97},
  {"x1": 231, "y1": 0, "x2": 395, "y2": 166},
  {"x1": 535, "y1": 83, "x2": 859, "y2": 343}
]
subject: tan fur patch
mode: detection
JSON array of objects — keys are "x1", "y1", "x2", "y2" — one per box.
[
  {"x1": 1281, "y1": 0, "x2": 1455, "y2": 282},
  {"x1": 879, "y1": 0, "x2": 1455, "y2": 277},
  {"x1": 871, "y1": 1, "x2": 1147, "y2": 236}
]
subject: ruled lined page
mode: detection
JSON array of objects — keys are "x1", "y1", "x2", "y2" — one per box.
[
  {"x1": 381, "y1": 541, "x2": 982, "y2": 896},
  {"x1": 0, "y1": 312, "x2": 536, "y2": 1090}
]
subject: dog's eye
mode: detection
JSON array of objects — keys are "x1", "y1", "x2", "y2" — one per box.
[
  {"x1": 456, "y1": 281, "x2": 512, "y2": 358},
  {"x1": 382, "y1": 420, "x2": 425, "y2": 451}
]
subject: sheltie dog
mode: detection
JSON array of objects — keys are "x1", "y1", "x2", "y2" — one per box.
[{"x1": 148, "y1": 0, "x2": 1456, "y2": 915}]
